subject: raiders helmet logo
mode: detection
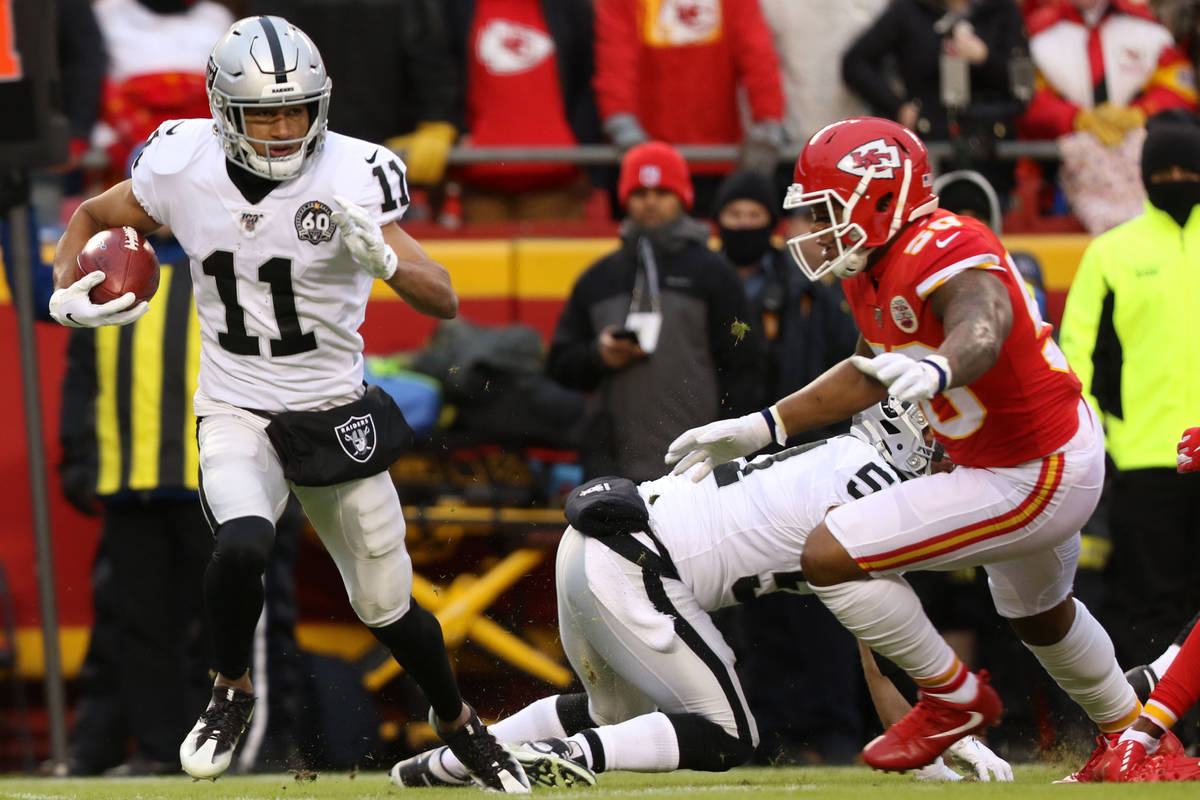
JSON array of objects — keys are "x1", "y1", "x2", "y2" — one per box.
[
  {"x1": 889, "y1": 296, "x2": 918, "y2": 333},
  {"x1": 837, "y1": 139, "x2": 901, "y2": 180},
  {"x1": 295, "y1": 200, "x2": 336, "y2": 245},
  {"x1": 335, "y1": 414, "x2": 377, "y2": 463}
]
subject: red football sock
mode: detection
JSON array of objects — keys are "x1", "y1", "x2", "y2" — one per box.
[{"x1": 1145, "y1": 623, "x2": 1200, "y2": 730}]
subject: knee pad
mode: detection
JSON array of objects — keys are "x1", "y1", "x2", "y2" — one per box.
[
  {"x1": 213, "y1": 516, "x2": 275, "y2": 576},
  {"x1": 666, "y1": 713, "x2": 755, "y2": 772}
]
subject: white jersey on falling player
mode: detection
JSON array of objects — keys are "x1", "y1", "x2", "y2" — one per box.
[
  {"x1": 640, "y1": 433, "x2": 909, "y2": 611},
  {"x1": 131, "y1": 117, "x2": 410, "y2": 413}
]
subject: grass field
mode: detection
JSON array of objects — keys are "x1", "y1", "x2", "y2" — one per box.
[{"x1": 1, "y1": 765, "x2": 1197, "y2": 800}]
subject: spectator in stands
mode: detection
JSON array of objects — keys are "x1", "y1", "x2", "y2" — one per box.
[
  {"x1": 252, "y1": 0, "x2": 459, "y2": 187},
  {"x1": 760, "y1": 0, "x2": 888, "y2": 145},
  {"x1": 546, "y1": 142, "x2": 763, "y2": 483},
  {"x1": 843, "y1": 0, "x2": 1029, "y2": 182},
  {"x1": 92, "y1": 0, "x2": 232, "y2": 181},
  {"x1": 1059, "y1": 110, "x2": 1200, "y2": 674},
  {"x1": 440, "y1": 0, "x2": 600, "y2": 222},
  {"x1": 57, "y1": 239, "x2": 305, "y2": 775},
  {"x1": 592, "y1": 0, "x2": 786, "y2": 216},
  {"x1": 711, "y1": 169, "x2": 864, "y2": 765},
  {"x1": 1021, "y1": 0, "x2": 1198, "y2": 233}
]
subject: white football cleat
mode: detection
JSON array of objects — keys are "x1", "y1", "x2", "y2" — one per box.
[{"x1": 179, "y1": 686, "x2": 255, "y2": 779}]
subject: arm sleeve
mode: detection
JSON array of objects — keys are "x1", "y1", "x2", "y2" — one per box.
[
  {"x1": 546, "y1": 276, "x2": 607, "y2": 392},
  {"x1": 1057, "y1": 244, "x2": 1105, "y2": 419},
  {"x1": 705, "y1": 258, "x2": 766, "y2": 417},
  {"x1": 592, "y1": 0, "x2": 639, "y2": 120},
  {"x1": 1131, "y1": 44, "x2": 1200, "y2": 118},
  {"x1": 842, "y1": 6, "x2": 907, "y2": 119},
  {"x1": 1018, "y1": 73, "x2": 1081, "y2": 138},
  {"x1": 729, "y1": 0, "x2": 784, "y2": 123}
]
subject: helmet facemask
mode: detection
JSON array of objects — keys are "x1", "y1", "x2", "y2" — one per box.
[
  {"x1": 206, "y1": 16, "x2": 332, "y2": 181},
  {"x1": 850, "y1": 397, "x2": 939, "y2": 478},
  {"x1": 210, "y1": 88, "x2": 330, "y2": 180}
]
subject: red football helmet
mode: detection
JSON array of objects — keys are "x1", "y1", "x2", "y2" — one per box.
[{"x1": 784, "y1": 117, "x2": 939, "y2": 280}]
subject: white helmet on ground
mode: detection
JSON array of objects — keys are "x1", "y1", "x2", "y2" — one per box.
[
  {"x1": 850, "y1": 397, "x2": 939, "y2": 478},
  {"x1": 206, "y1": 15, "x2": 331, "y2": 180}
]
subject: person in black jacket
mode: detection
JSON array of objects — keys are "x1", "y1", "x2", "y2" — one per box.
[
  {"x1": 842, "y1": 0, "x2": 1028, "y2": 190},
  {"x1": 547, "y1": 142, "x2": 764, "y2": 483},
  {"x1": 250, "y1": 0, "x2": 460, "y2": 186}
]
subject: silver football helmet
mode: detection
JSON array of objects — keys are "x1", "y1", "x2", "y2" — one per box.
[
  {"x1": 850, "y1": 397, "x2": 939, "y2": 478},
  {"x1": 206, "y1": 16, "x2": 332, "y2": 180}
]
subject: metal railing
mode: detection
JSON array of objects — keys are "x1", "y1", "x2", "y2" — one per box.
[{"x1": 439, "y1": 140, "x2": 1062, "y2": 167}]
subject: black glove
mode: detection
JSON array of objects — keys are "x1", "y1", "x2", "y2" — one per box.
[{"x1": 60, "y1": 464, "x2": 100, "y2": 516}]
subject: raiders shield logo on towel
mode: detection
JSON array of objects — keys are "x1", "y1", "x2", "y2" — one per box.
[{"x1": 335, "y1": 414, "x2": 377, "y2": 463}]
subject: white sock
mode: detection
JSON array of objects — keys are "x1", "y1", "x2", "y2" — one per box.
[
  {"x1": 591, "y1": 711, "x2": 680, "y2": 772},
  {"x1": 1022, "y1": 598, "x2": 1139, "y2": 731},
  {"x1": 1117, "y1": 727, "x2": 1161, "y2": 755},
  {"x1": 488, "y1": 695, "x2": 568, "y2": 742},
  {"x1": 1151, "y1": 644, "x2": 1181, "y2": 679},
  {"x1": 811, "y1": 575, "x2": 960, "y2": 684}
]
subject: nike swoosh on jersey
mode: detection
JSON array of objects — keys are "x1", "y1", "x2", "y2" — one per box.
[
  {"x1": 928, "y1": 711, "x2": 984, "y2": 739},
  {"x1": 935, "y1": 232, "x2": 961, "y2": 248},
  {"x1": 166, "y1": 122, "x2": 184, "y2": 135},
  {"x1": 365, "y1": 151, "x2": 378, "y2": 164},
  {"x1": 65, "y1": 313, "x2": 78, "y2": 324}
]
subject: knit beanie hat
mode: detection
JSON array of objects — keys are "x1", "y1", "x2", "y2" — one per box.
[
  {"x1": 618, "y1": 141, "x2": 694, "y2": 210},
  {"x1": 1141, "y1": 109, "x2": 1200, "y2": 186},
  {"x1": 712, "y1": 169, "x2": 780, "y2": 225}
]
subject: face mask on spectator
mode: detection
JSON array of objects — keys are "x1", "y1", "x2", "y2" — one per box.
[
  {"x1": 719, "y1": 225, "x2": 774, "y2": 265},
  {"x1": 1146, "y1": 181, "x2": 1200, "y2": 227}
]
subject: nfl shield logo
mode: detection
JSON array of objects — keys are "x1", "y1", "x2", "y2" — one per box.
[
  {"x1": 335, "y1": 414, "x2": 377, "y2": 463},
  {"x1": 889, "y1": 296, "x2": 918, "y2": 333}
]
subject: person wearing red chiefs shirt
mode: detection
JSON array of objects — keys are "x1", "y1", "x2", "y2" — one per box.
[
  {"x1": 593, "y1": 0, "x2": 786, "y2": 215},
  {"x1": 443, "y1": 0, "x2": 600, "y2": 221},
  {"x1": 665, "y1": 116, "x2": 1170, "y2": 783}
]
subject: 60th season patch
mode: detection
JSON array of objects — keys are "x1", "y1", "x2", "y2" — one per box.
[{"x1": 295, "y1": 200, "x2": 336, "y2": 245}]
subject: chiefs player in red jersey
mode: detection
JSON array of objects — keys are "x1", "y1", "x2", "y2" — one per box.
[{"x1": 665, "y1": 117, "x2": 1179, "y2": 782}]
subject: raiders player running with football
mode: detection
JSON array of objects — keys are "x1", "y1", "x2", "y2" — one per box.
[
  {"x1": 391, "y1": 401, "x2": 1013, "y2": 786},
  {"x1": 48, "y1": 16, "x2": 554, "y2": 792}
]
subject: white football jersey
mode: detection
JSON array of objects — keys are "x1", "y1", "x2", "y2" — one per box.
[
  {"x1": 131, "y1": 118, "x2": 410, "y2": 413},
  {"x1": 639, "y1": 436, "x2": 906, "y2": 610}
]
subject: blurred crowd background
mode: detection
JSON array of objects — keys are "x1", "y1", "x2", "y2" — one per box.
[{"x1": 1, "y1": 0, "x2": 1198, "y2": 779}]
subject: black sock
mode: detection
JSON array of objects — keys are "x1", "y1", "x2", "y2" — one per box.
[{"x1": 369, "y1": 600, "x2": 463, "y2": 722}]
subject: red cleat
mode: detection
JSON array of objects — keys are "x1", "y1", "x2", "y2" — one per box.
[
  {"x1": 1095, "y1": 738, "x2": 1147, "y2": 782},
  {"x1": 1055, "y1": 732, "x2": 1119, "y2": 783},
  {"x1": 1094, "y1": 731, "x2": 1194, "y2": 783},
  {"x1": 862, "y1": 671, "x2": 1002, "y2": 771},
  {"x1": 1131, "y1": 750, "x2": 1200, "y2": 782}
]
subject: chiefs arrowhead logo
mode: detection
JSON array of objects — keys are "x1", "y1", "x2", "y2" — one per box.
[{"x1": 837, "y1": 139, "x2": 901, "y2": 180}]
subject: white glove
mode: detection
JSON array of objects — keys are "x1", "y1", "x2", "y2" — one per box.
[
  {"x1": 332, "y1": 194, "x2": 398, "y2": 280},
  {"x1": 665, "y1": 408, "x2": 785, "y2": 482},
  {"x1": 913, "y1": 756, "x2": 963, "y2": 782},
  {"x1": 48, "y1": 271, "x2": 149, "y2": 328},
  {"x1": 850, "y1": 352, "x2": 951, "y2": 403},
  {"x1": 945, "y1": 735, "x2": 1014, "y2": 782}
]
